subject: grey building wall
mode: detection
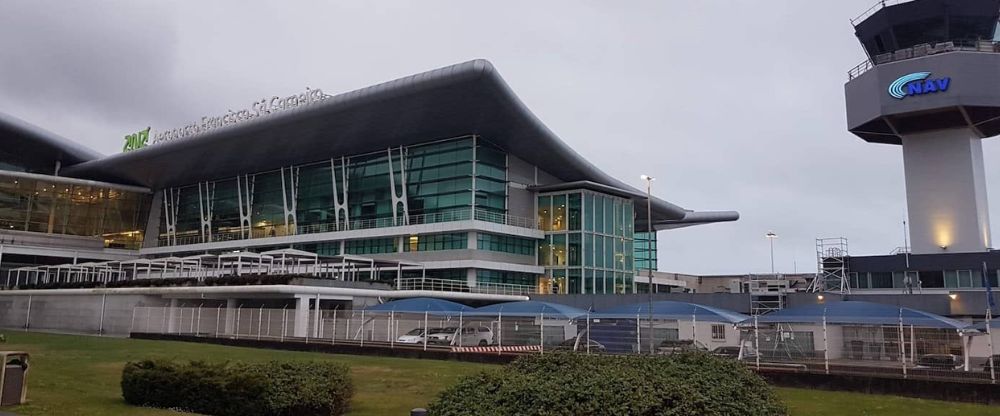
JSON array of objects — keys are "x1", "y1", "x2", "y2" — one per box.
[
  {"x1": 506, "y1": 154, "x2": 536, "y2": 220},
  {"x1": 901, "y1": 128, "x2": 991, "y2": 254}
]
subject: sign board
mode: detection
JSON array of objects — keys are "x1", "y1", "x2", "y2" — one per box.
[
  {"x1": 122, "y1": 127, "x2": 150, "y2": 152},
  {"x1": 119, "y1": 87, "x2": 330, "y2": 151},
  {"x1": 888, "y1": 72, "x2": 951, "y2": 99}
]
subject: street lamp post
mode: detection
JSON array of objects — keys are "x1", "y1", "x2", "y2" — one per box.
[
  {"x1": 641, "y1": 174, "x2": 655, "y2": 354},
  {"x1": 766, "y1": 231, "x2": 777, "y2": 277}
]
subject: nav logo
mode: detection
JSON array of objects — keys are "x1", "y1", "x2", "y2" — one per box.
[
  {"x1": 888, "y1": 72, "x2": 951, "y2": 99},
  {"x1": 123, "y1": 127, "x2": 150, "y2": 152}
]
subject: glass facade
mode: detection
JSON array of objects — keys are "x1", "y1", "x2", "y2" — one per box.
[
  {"x1": 634, "y1": 231, "x2": 658, "y2": 272},
  {"x1": 477, "y1": 269, "x2": 537, "y2": 286},
  {"x1": 476, "y1": 232, "x2": 535, "y2": 256},
  {"x1": 0, "y1": 175, "x2": 149, "y2": 249},
  {"x1": 849, "y1": 269, "x2": 1000, "y2": 289},
  {"x1": 156, "y1": 136, "x2": 510, "y2": 246},
  {"x1": 404, "y1": 233, "x2": 467, "y2": 252},
  {"x1": 538, "y1": 190, "x2": 635, "y2": 294}
]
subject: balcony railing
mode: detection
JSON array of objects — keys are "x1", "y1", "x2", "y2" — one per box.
[
  {"x1": 848, "y1": 39, "x2": 1000, "y2": 80},
  {"x1": 157, "y1": 207, "x2": 537, "y2": 247},
  {"x1": 396, "y1": 277, "x2": 539, "y2": 296}
]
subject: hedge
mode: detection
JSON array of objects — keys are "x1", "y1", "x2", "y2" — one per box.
[
  {"x1": 428, "y1": 352, "x2": 786, "y2": 416},
  {"x1": 121, "y1": 360, "x2": 353, "y2": 416}
]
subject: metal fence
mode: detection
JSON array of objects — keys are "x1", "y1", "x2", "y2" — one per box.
[{"x1": 130, "y1": 305, "x2": 1000, "y2": 384}]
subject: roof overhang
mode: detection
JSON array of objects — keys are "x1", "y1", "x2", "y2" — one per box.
[{"x1": 54, "y1": 59, "x2": 736, "y2": 226}]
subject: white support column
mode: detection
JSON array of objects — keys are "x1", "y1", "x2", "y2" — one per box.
[
  {"x1": 198, "y1": 181, "x2": 215, "y2": 243},
  {"x1": 280, "y1": 166, "x2": 300, "y2": 235},
  {"x1": 294, "y1": 296, "x2": 310, "y2": 337},
  {"x1": 331, "y1": 157, "x2": 350, "y2": 230},
  {"x1": 236, "y1": 174, "x2": 255, "y2": 239},
  {"x1": 387, "y1": 146, "x2": 409, "y2": 226},
  {"x1": 162, "y1": 188, "x2": 181, "y2": 246}
]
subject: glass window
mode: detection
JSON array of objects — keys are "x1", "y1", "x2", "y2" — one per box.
[
  {"x1": 537, "y1": 196, "x2": 551, "y2": 231},
  {"x1": 476, "y1": 233, "x2": 536, "y2": 256},
  {"x1": 552, "y1": 234, "x2": 567, "y2": 266},
  {"x1": 568, "y1": 233, "x2": 581, "y2": 266},
  {"x1": 944, "y1": 270, "x2": 959, "y2": 288},
  {"x1": 594, "y1": 195, "x2": 604, "y2": 234},
  {"x1": 958, "y1": 270, "x2": 973, "y2": 288},
  {"x1": 711, "y1": 324, "x2": 726, "y2": 341},
  {"x1": 404, "y1": 233, "x2": 467, "y2": 252},
  {"x1": 552, "y1": 194, "x2": 567, "y2": 231},
  {"x1": 870, "y1": 272, "x2": 893, "y2": 288},
  {"x1": 584, "y1": 268, "x2": 594, "y2": 294},
  {"x1": 568, "y1": 193, "x2": 581, "y2": 230},
  {"x1": 583, "y1": 193, "x2": 594, "y2": 232}
]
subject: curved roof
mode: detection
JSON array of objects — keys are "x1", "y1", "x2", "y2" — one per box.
[
  {"x1": 471, "y1": 300, "x2": 587, "y2": 319},
  {"x1": 749, "y1": 300, "x2": 968, "y2": 329},
  {"x1": 365, "y1": 297, "x2": 472, "y2": 314},
  {"x1": 59, "y1": 59, "x2": 737, "y2": 226},
  {"x1": 0, "y1": 112, "x2": 102, "y2": 172},
  {"x1": 598, "y1": 300, "x2": 749, "y2": 323}
]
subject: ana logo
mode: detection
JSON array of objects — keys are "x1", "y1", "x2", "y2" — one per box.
[
  {"x1": 888, "y1": 72, "x2": 951, "y2": 99},
  {"x1": 122, "y1": 127, "x2": 150, "y2": 152}
]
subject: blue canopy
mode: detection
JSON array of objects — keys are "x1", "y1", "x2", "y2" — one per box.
[
  {"x1": 597, "y1": 301, "x2": 749, "y2": 324},
  {"x1": 471, "y1": 301, "x2": 587, "y2": 319},
  {"x1": 365, "y1": 297, "x2": 472, "y2": 315},
  {"x1": 747, "y1": 301, "x2": 968, "y2": 329}
]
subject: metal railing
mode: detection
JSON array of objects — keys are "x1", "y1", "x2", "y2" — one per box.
[
  {"x1": 397, "y1": 277, "x2": 539, "y2": 296},
  {"x1": 158, "y1": 207, "x2": 537, "y2": 247},
  {"x1": 848, "y1": 39, "x2": 1000, "y2": 80},
  {"x1": 850, "y1": 0, "x2": 908, "y2": 26}
]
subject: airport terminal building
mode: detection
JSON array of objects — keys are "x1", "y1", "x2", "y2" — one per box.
[{"x1": 0, "y1": 59, "x2": 738, "y2": 296}]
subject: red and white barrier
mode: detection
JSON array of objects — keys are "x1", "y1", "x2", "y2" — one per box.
[{"x1": 452, "y1": 345, "x2": 541, "y2": 353}]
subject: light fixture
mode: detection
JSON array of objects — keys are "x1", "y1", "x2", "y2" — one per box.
[
  {"x1": 817, "y1": 294, "x2": 825, "y2": 301},
  {"x1": 940, "y1": 245, "x2": 948, "y2": 250},
  {"x1": 640, "y1": 174, "x2": 656, "y2": 181},
  {"x1": 949, "y1": 292, "x2": 958, "y2": 300}
]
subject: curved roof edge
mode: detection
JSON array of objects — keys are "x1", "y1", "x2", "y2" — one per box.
[
  {"x1": 60, "y1": 59, "x2": 737, "y2": 225},
  {"x1": 0, "y1": 112, "x2": 102, "y2": 170}
]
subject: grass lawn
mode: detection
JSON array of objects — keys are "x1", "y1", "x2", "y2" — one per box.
[{"x1": 0, "y1": 331, "x2": 997, "y2": 415}]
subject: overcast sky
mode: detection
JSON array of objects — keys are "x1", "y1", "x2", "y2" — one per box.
[{"x1": 3, "y1": 0, "x2": 993, "y2": 275}]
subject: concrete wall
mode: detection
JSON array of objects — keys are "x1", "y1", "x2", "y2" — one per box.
[
  {"x1": 506, "y1": 154, "x2": 536, "y2": 219},
  {"x1": 902, "y1": 128, "x2": 990, "y2": 254}
]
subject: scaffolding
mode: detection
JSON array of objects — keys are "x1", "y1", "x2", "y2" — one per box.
[
  {"x1": 744, "y1": 275, "x2": 789, "y2": 316},
  {"x1": 811, "y1": 237, "x2": 850, "y2": 294}
]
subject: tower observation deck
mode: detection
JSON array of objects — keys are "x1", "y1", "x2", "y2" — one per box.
[{"x1": 846, "y1": 0, "x2": 1000, "y2": 254}]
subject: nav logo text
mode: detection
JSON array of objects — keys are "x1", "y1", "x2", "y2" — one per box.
[{"x1": 888, "y1": 72, "x2": 951, "y2": 99}]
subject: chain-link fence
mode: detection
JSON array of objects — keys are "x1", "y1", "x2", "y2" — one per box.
[{"x1": 130, "y1": 305, "x2": 1000, "y2": 384}]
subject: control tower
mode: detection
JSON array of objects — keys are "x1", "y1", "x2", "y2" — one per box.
[{"x1": 846, "y1": 0, "x2": 1000, "y2": 255}]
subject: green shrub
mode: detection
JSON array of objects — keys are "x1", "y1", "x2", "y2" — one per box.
[
  {"x1": 121, "y1": 359, "x2": 353, "y2": 416},
  {"x1": 428, "y1": 352, "x2": 786, "y2": 416}
]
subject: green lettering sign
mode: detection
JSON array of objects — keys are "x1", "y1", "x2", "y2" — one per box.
[{"x1": 122, "y1": 127, "x2": 150, "y2": 152}]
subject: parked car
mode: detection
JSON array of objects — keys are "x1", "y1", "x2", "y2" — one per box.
[
  {"x1": 396, "y1": 327, "x2": 442, "y2": 344},
  {"x1": 427, "y1": 327, "x2": 460, "y2": 345},
  {"x1": 553, "y1": 337, "x2": 607, "y2": 353},
  {"x1": 428, "y1": 326, "x2": 494, "y2": 346},
  {"x1": 656, "y1": 339, "x2": 708, "y2": 355},
  {"x1": 914, "y1": 354, "x2": 963, "y2": 370},
  {"x1": 711, "y1": 346, "x2": 742, "y2": 359}
]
